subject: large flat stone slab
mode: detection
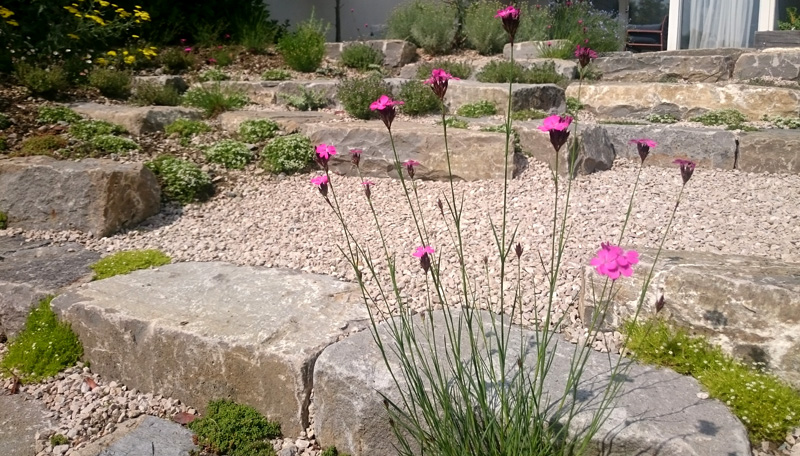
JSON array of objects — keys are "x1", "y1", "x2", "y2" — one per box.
[
  {"x1": 51, "y1": 262, "x2": 369, "y2": 436},
  {"x1": 217, "y1": 110, "x2": 336, "y2": 135},
  {"x1": 594, "y1": 49, "x2": 743, "y2": 82},
  {"x1": 580, "y1": 249, "x2": 800, "y2": 388},
  {"x1": 214, "y1": 80, "x2": 339, "y2": 107},
  {"x1": 304, "y1": 121, "x2": 514, "y2": 180},
  {"x1": 0, "y1": 156, "x2": 160, "y2": 237},
  {"x1": 0, "y1": 235, "x2": 99, "y2": 339},
  {"x1": 325, "y1": 40, "x2": 417, "y2": 67},
  {"x1": 71, "y1": 415, "x2": 197, "y2": 456},
  {"x1": 737, "y1": 129, "x2": 800, "y2": 174},
  {"x1": 568, "y1": 82, "x2": 800, "y2": 120},
  {"x1": 314, "y1": 310, "x2": 751, "y2": 455},
  {"x1": 447, "y1": 80, "x2": 565, "y2": 115},
  {"x1": 516, "y1": 123, "x2": 615, "y2": 176},
  {"x1": 733, "y1": 49, "x2": 800, "y2": 81},
  {"x1": 0, "y1": 394, "x2": 58, "y2": 456},
  {"x1": 69, "y1": 103, "x2": 202, "y2": 135}
]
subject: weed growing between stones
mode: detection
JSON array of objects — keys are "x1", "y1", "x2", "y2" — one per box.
[
  {"x1": 280, "y1": 88, "x2": 329, "y2": 111},
  {"x1": 69, "y1": 119, "x2": 126, "y2": 141},
  {"x1": 598, "y1": 119, "x2": 648, "y2": 126},
  {"x1": 260, "y1": 133, "x2": 313, "y2": 174},
  {"x1": 50, "y1": 434, "x2": 69, "y2": 446},
  {"x1": 0, "y1": 297, "x2": 82, "y2": 383},
  {"x1": 262, "y1": 69, "x2": 291, "y2": 81},
  {"x1": 90, "y1": 249, "x2": 172, "y2": 280},
  {"x1": 277, "y1": 12, "x2": 327, "y2": 73},
  {"x1": 188, "y1": 399, "x2": 281, "y2": 456},
  {"x1": 456, "y1": 100, "x2": 497, "y2": 117},
  {"x1": 37, "y1": 105, "x2": 82, "y2": 124},
  {"x1": 0, "y1": 135, "x2": 6, "y2": 152},
  {"x1": 415, "y1": 60, "x2": 473, "y2": 80},
  {"x1": 204, "y1": 139, "x2": 254, "y2": 169},
  {"x1": 238, "y1": 119, "x2": 280, "y2": 143},
  {"x1": 308, "y1": 8, "x2": 698, "y2": 454},
  {"x1": 340, "y1": 43, "x2": 384, "y2": 71},
  {"x1": 476, "y1": 60, "x2": 566, "y2": 86},
  {"x1": 146, "y1": 155, "x2": 214, "y2": 204},
  {"x1": 647, "y1": 113, "x2": 678, "y2": 124},
  {"x1": 320, "y1": 447, "x2": 350, "y2": 456},
  {"x1": 763, "y1": 115, "x2": 800, "y2": 129},
  {"x1": 182, "y1": 83, "x2": 249, "y2": 117},
  {"x1": 0, "y1": 211, "x2": 7, "y2": 229},
  {"x1": 130, "y1": 81, "x2": 182, "y2": 106},
  {"x1": 623, "y1": 319, "x2": 800, "y2": 442}
]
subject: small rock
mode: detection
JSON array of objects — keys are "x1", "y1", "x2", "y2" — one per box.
[
  {"x1": 53, "y1": 444, "x2": 69, "y2": 455},
  {"x1": 295, "y1": 439, "x2": 310, "y2": 450},
  {"x1": 696, "y1": 392, "x2": 709, "y2": 399},
  {"x1": 279, "y1": 444, "x2": 298, "y2": 456}
]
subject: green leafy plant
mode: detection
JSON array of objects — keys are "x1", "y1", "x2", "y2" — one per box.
[
  {"x1": 182, "y1": 84, "x2": 249, "y2": 117},
  {"x1": 536, "y1": 41, "x2": 575, "y2": 60},
  {"x1": 69, "y1": 120, "x2": 126, "y2": 141},
  {"x1": 779, "y1": 6, "x2": 800, "y2": 30},
  {"x1": 165, "y1": 119, "x2": 211, "y2": 139},
  {"x1": 262, "y1": 69, "x2": 291, "y2": 81},
  {"x1": 50, "y1": 435, "x2": 69, "y2": 446},
  {"x1": 281, "y1": 87, "x2": 329, "y2": 111},
  {"x1": 691, "y1": 109, "x2": 748, "y2": 128},
  {"x1": 647, "y1": 113, "x2": 678, "y2": 124},
  {"x1": 37, "y1": 106, "x2": 82, "y2": 124},
  {"x1": 209, "y1": 48, "x2": 235, "y2": 67},
  {"x1": 188, "y1": 399, "x2": 281, "y2": 456},
  {"x1": 387, "y1": 0, "x2": 457, "y2": 55},
  {"x1": 464, "y1": 0, "x2": 506, "y2": 55},
  {"x1": 456, "y1": 100, "x2": 497, "y2": 118},
  {"x1": 341, "y1": 43, "x2": 384, "y2": 71},
  {"x1": 415, "y1": 59, "x2": 473, "y2": 80},
  {"x1": 477, "y1": 61, "x2": 566, "y2": 85},
  {"x1": 623, "y1": 319, "x2": 800, "y2": 442},
  {"x1": 238, "y1": 119, "x2": 280, "y2": 143},
  {"x1": 0, "y1": 297, "x2": 82, "y2": 383},
  {"x1": 439, "y1": 117, "x2": 469, "y2": 129},
  {"x1": 566, "y1": 96, "x2": 583, "y2": 116},
  {"x1": 88, "y1": 68, "x2": 132, "y2": 99},
  {"x1": 130, "y1": 81, "x2": 182, "y2": 106},
  {"x1": 0, "y1": 211, "x2": 7, "y2": 229},
  {"x1": 198, "y1": 68, "x2": 230, "y2": 82},
  {"x1": 763, "y1": 115, "x2": 800, "y2": 129},
  {"x1": 15, "y1": 63, "x2": 70, "y2": 100},
  {"x1": 511, "y1": 109, "x2": 547, "y2": 121},
  {"x1": 278, "y1": 12, "x2": 327, "y2": 72},
  {"x1": 0, "y1": 113, "x2": 11, "y2": 129},
  {"x1": 545, "y1": 0, "x2": 624, "y2": 52},
  {"x1": 159, "y1": 48, "x2": 196, "y2": 75},
  {"x1": 320, "y1": 447, "x2": 350, "y2": 456},
  {"x1": 16, "y1": 134, "x2": 68, "y2": 157},
  {"x1": 146, "y1": 155, "x2": 214, "y2": 204},
  {"x1": 315, "y1": 65, "x2": 346, "y2": 78},
  {"x1": 337, "y1": 74, "x2": 392, "y2": 120},
  {"x1": 86, "y1": 135, "x2": 139, "y2": 154},
  {"x1": 204, "y1": 139, "x2": 254, "y2": 169},
  {"x1": 261, "y1": 133, "x2": 313, "y2": 174},
  {"x1": 238, "y1": 11, "x2": 279, "y2": 54},
  {"x1": 398, "y1": 80, "x2": 440, "y2": 116},
  {"x1": 90, "y1": 250, "x2": 171, "y2": 280}
]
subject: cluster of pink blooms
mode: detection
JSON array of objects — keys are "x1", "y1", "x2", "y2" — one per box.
[{"x1": 590, "y1": 243, "x2": 639, "y2": 280}]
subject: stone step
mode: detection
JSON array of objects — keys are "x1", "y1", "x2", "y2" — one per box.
[
  {"x1": 51, "y1": 262, "x2": 370, "y2": 436},
  {"x1": 594, "y1": 48, "x2": 743, "y2": 83},
  {"x1": 69, "y1": 103, "x2": 202, "y2": 136},
  {"x1": 0, "y1": 394, "x2": 58, "y2": 456},
  {"x1": 734, "y1": 49, "x2": 800, "y2": 81},
  {"x1": 217, "y1": 110, "x2": 337, "y2": 135},
  {"x1": 213, "y1": 80, "x2": 338, "y2": 107},
  {"x1": 313, "y1": 309, "x2": 752, "y2": 455},
  {"x1": 71, "y1": 415, "x2": 197, "y2": 456},
  {"x1": 325, "y1": 40, "x2": 417, "y2": 68}
]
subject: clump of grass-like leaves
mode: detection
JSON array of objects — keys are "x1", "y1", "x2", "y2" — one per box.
[{"x1": 90, "y1": 250, "x2": 172, "y2": 280}]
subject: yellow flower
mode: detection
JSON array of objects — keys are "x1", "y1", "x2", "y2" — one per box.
[
  {"x1": 98, "y1": 0, "x2": 109, "y2": 6},
  {"x1": 74, "y1": 13, "x2": 82, "y2": 17},
  {"x1": 6, "y1": 19, "x2": 18, "y2": 26},
  {"x1": 131, "y1": 34, "x2": 139, "y2": 38},
  {"x1": 135, "y1": 5, "x2": 141, "y2": 8},
  {"x1": 96, "y1": 57, "x2": 108, "y2": 65},
  {"x1": 64, "y1": 5, "x2": 79, "y2": 14},
  {"x1": 107, "y1": 50, "x2": 117, "y2": 56},
  {"x1": 123, "y1": 50, "x2": 128, "y2": 55},
  {"x1": 124, "y1": 55, "x2": 135, "y2": 64},
  {"x1": 67, "y1": 33, "x2": 80, "y2": 39},
  {"x1": 0, "y1": 7, "x2": 15, "y2": 19}
]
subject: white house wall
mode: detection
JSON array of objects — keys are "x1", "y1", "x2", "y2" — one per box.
[{"x1": 266, "y1": 0, "x2": 402, "y2": 41}]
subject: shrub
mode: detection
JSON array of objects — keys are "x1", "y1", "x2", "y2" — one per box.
[
  {"x1": 516, "y1": 3, "x2": 549, "y2": 42},
  {"x1": 456, "y1": 100, "x2": 497, "y2": 118},
  {"x1": 477, "y1": 61, "x2": 566, "y2": 85},
  {"x1": 15, "y1": 64, "x2": 70, "y2": 99},
  {"x1": 261, "y1": 134, "x2": 313, "y2": 174},
  {"x1": 415, "y1": 60, "x2": 472, "y2": 80},
  {"x1": 546, "y1": 1, "x2": 624, "y2": 52},
  {"x1": 146, "y1": 155, "x2": 214, "y2": 204},
  {"x1": 536, "y1": 41, "x2": 575, "y2": 60},
  {"x1": 165, "y1": 119, "x2": 211, "y2": 138},
  {"x1": 50, "y1": 435, "x2": 69, "y2": 447},
  {"x1": 209, "y1": 48, "x2": 235, "y2": 67},
  {"x1": 387, "y1": 0, "x2": 458, "y2": 55},
  {"x1": 159, "y1": 48, "x2": 195, "y2": 75},
  {"x1": 90, "y1": 250, "x2": 172, "y2": 280},
  {"x1": 341, "y1": 43, "x2": 384, "y2": 71},
  {"x1": 37, "y1": 106, "x2": 81, "y2": 124},
  {"x1": 238, "y1": 12, "x2": 279, "y2": 54},
  {"x1": 130, "y1": 82, "x2": 182, "y2": 106},
  {"x1": 320, "y1": 448, "x2": 350, "y2": 456},
  {"x1": 198, "y1": 68, "x2": 230, "y2": 82},
  {"x1": 398, "y1": 80, "x2": 439, "y2": 116},
  {"x1": 69, "y1": 120, "x2": 125, "y2": 141},
  {"x1": 262, "y1": 69, "x2": 291, "y2": 81},
  {"x1": 17, "y1": 135, "x2": 68, "y2": 157},
  {"x1": 0, "y1": 211, "x2": 7, "y2": 229},
  {"x1": 691, "y1": 109, "x2": 748, "y2": 128},
  {"x1": 337, "y1": 74, "x2": 391, "y2": 120},
  {"x1": 88, "y1": 68, "x2": 132, "y2": 99},
  {"x1": 281, "y1": 88, "x2": 329, "y2": 111},
  {"x1": 647, "y1": 113, "x2": 678, "y2": 124},
  {"x1": 512, "y1": 109, "x2": 547, "y2": 121},
  {"x1": 188, "y1": 399, "x2": 281, "y2": 456},
  {"x1": 238, "y1": 119, "x2": 280, "y2": 143},
  {"x1": 464, "y1": 0, "x2": 506, "y2": 55},
  {"x1": 0, "y1": 113, "x2": 11, "y2": 129},
  {"x1": 204, "y1": 139, "x2": 254, "y2": 169},
  {"x1": 182, "y1": 84, "x2": 249, "y2": 117},
  {"x1": 278, "y1": 13, "x2": 327, "y2": 72},
  {"x1": 87, "y1": 135, "x2": 139, "y2": 155},
  {"x1": 0, "y1": 297, "x2": 82, "y2": 383}
]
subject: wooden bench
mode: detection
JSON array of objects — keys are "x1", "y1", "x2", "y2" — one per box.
[{"x1": 627, "y1": 15, "x2": 668, "y2": 52}]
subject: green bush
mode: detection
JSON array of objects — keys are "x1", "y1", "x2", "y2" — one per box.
[
  {"x1": 204, "y1": 139, "x2": 254, "y2": 169},
  {"x1": 262, "y1": 69, "x2": 291, "y2": 81},
  {"x1": 199, "y1": 68, "x2": 230, "y2": 82},
  {"x1": 477, "y1": 61, "x2": 566, "y2": 85},
  {"x1": 398, "y1": 80, "x2": 440, "y2": 116},
  {"x1": 88, "y1": 68, "x2": 132, "y2": 99},
  {"x1": 159, "y1": 48, "x2": 196, "y2": 75},
  {"x1": 209, "y1": 48, "x2": 235, "y2": 67},
  {"x1": 238, "y1": 11, "x2": 279, "y2": 54},
  {"x1": 87, "y1": 135, "x2": 139, "y2": 155},
  {"x1": 388, "y1": 0, "x2": 458, "y2": 55},
  {"x1": 512, "y1": 109, "x2": 547, "y2": 121},
  {"x1": 130, "y1": 82, "x2": 182, "y2": 106},
  {"x1": 516, "y1": 3, "x2": 549, "y2": 42},
  {"x1": 69, "y1": 120, "x2": 126, "y2": 141},
  {"x1": 146, "y1": 155, "x2": 214, "y2": 204},
  {"x1": 691, "y1": 109, "x2": 748, "y2": 128},
  {"x1": 0, "y1": 297, "x2": 82, "y2": 383},
  {"x1": 464, "y1": 0, "x2": 506, "y2": 55},
  {"x1": 536, "y1": 41, "x2": 575, "y2": 60},
  {"x1": 341, "y1": 43, "x2": 384, "y2": 71},
  {"x1": 320, "y1": 447, "x2": 350, "y2": 456},
  {"x1": 337, "y1": 74, "x2": 391, "y2": 120},
  {"x1": 37, "y1": 106, "x2": 82, "y2": 124},
  {"x1": 0, "y1": 211, "x2": 7, "y2": 229},
  {"x1": 17, "y1": 135, "x2": 68, "y2": 157},
  {"x1": 182, "y1": 84, "x2": 249, "y2": 117},
  {"x1": 50, "y1": 435, "x2": 69, "y2": 447},
  {"x1": 547, "y1": 1, "x2": 624, "y2": 52},
  {"x1": 239, "y1": 119, "x2": 280, "y2": 143},
  {"x1": 456, "y1": 100, "x2": 497, "y2": 118},
  {"x1": 0, "y1": 113, "x2": 11, "y2": 129},
  {"x1": 415, "y1": 60, "x2": 472, "y2": 80},
  {"x1": 165, "y1": 119, "x2": 211, "y2": 139},
  {"x1": 15, "y1": 64, "x2": 70, "y2": 100},
  {"x1": 278, "y1": 13, "x2": 327, "y2": 72},
  {"x1": 439, "y1": 117, "x2": 469, "y2": 129},
  {"x1": 261, "y1": 134, "x2": 313, "y2": 174},
  {"x1": 188, "y1": 399, "x2": 281, "y2": 456},
  {"x1": 90, "y1": 250, "x2": 172, "y2": 280},
  {"x1": 281, "y1": 88, "x2": 329, "y2": 111}
]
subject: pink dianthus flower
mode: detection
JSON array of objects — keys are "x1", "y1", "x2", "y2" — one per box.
[{"x1": 590, "y1": 243, "x2": 639, "y2": 280}]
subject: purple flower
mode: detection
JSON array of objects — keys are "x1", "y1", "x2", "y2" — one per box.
[
  {"x1": 494, "y1": 5, "x2": 520, "y2": 41},
  {"x1": 310, "y1": 175, "x2": 329, "y2": 197},
  {"x1": 412, "y1": 245, "x2": 434, "y2": 273},
  {"x1": 590, "y1": 243, "x2": 639, "y2": 280},
  {"x1": 315, "y1": 143, "x2": 337, "y2": 170},
  {"x1": 350, "y1": 149, "x2": 362, "y2": 167},
  {"x1": 674, "y1": 159, "x2": 696, "y2": 185},
  {"x1": 574, "y1": 45, "x2": 598, "y2": 68},
  {"x1": 403, "y1": 159, "x2": 420, "y2": 179},
  {"x1": 424, "y1": 69, "x2": 459, "y2": 101},
  {"x1": 370, "y1": 95, "x2": 404, "y2": 130},
  {"x1": 629, "y1": 138, "x2": 657, "y2": 163},
  {"x1": 538, "y1": 115, "x2": 573, "y2": 153}
]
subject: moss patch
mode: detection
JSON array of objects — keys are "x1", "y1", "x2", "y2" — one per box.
[
  {"x1": 188, "y1": 399, "x2": 281, "y2": 456},
  {"x1": 90, "y1": 249, "x2": 172, "y2": 280}
]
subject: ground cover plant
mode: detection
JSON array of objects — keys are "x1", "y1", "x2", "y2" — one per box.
[
  {"x1": 690, "y1": 109, "x2": 748, "y2": 128},
  {"x1": 188, "y1": 399, "x2": 281, "y2": 456},
  {"x1": 511, "y1": 109, "x2": 547, "y2": 121},
  {"x1": 0, "y1": 297, "x2": 82, "y2": 383},
  {"x1": 204, "y1": 139, "x2": 254, "y2": 169},
  {"x1": 69, "y1": 120, "x2": 126, "y2": 141},
  {"x1": 37, "y1": 106, "x2": 82, "y2": 124},
  {"x1": 146, "y1": 155, "x2": 214, "y2": 204},
  {"x1": 476, "y1": 60, "x2": 566, "y2": 85},
  {"x1": 182, "y1": 84, "x2": 249, "y2": 117},
  {"x1": 88, "y1": 68, "x2": 132, "y2": 99},
  {"x1": 281, "y1": 88, "x2": 329, "y2": 111},
  {"x1": 456, "y1": 100, "x2": 497, "y2": 117},
  {"x1": 0, "y1": 211, "x2": 7, "y2": 229},
  {"x1": 238, "y1": 119, "x2": 280, "y2": 143},
  {"x1": 439, "y1": 117, "x2": 469, "y2": 129},
  {"x1": 14, "y1": 63, "x2": 70, "y2": 100},
  {"x1": 260, "y1": 133, "x2": 313, "y2": 174},
  {"x1": 763, "y1": 115, "x2": 800, "y2": 129},
  {"x1": 398, "y1": 80, "x2": 439, "y2": 116},
  {"x1": 130, "y1": 82, "x2": 182, "y2": 106},
  {"x1": 262, "y1": 69, "x2": 291, "y2": 81},
  {"x1": 278, "y1": 13, "x2": 327, "y2": 72},
  {"x1": 340, "y1": 43, "x2": 384, "y2": 71},
  {"x1": 337, "y1": 74, "x2": 392, "y2": 120},
  {"x1": 90, "y1": 250, "x2": 172, "y2": 280},
  {"x1": 647, "y1": 113, "x2": 678, "y2": 124},
  {"x1": 16, "y1": 134, "x2": 68, "y2": 157},
  {"x1": 84, "y1": 135, "x2": 139, "y2": 155},
  {"x1": 165, "y1": 119, "x2": 211, "y2": 140},
  {"x1": 198, "y1": 68, "x2": 230, "y2": 82}
]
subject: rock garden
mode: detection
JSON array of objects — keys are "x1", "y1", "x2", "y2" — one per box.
[{"x1": 1, "y1": 1, "x2": 800, "y2": 456}]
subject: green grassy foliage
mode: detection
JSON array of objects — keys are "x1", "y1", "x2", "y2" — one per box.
[
  {"x1": 145, "y1": 156, "x2": 214, "y2": 204},
  {"x1": 456, "y1": 100, "x2": 497, "y2": 118},
  {"x1": 204, "y1": 139, "x2": 254, "y2": 169},
  {"x1": 238, "y1": 119, "x2": 280, "y2": 143},
  {"x1": 37, "y1": 106, "x2": 82, "y2": 124},
  {"x1": 415, "y1": 60, "x2": 472, "y2": 80},
  {"x1": 90, "y1": 250, "x2": 172, "y2": 280},
  {"x1": 188, "y1": 399, "x2": 281, "y2": 456},
  {"x1": 182, "y1": 84, "x2": 249, "y2": 117},
  {"x1": 260, "y1": 134, "x2": 313, "y2": 174}
]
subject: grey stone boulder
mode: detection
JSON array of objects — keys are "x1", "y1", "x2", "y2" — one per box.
[
  {"x1": 737, "y1": 129, "x2": 800, "y2": 175},
  {"x1": 304, "y1": 121, "x2": 514, "y2": 180},
  {"x1": 211, "y1": 81, "x2": 279, "y2": 105},
  {"x1": 523, "y1": 58, "x2": 578, "y2": 80},
  {"x1": 733, "y1": 49, "x2": 800, "y2": 81},
  {"x1": 594, "y1": 48, "x2": 743, "y2": 83},
  {"x1": 71, "y1": 415, "x2": 197, "y2": 456},
  {"x1": 503, "y1": 40, "x2": 572, "y2": 60},
  {"x1": 133, "y1": 75, "x2": 189, "y2": 93},
  {"x1": 314, "y1": 310, "x2": 751, "y2": 456},
  {"x1": 580, "y1": 249, "x2": 800, "y2": 389},
  {"x1": 516, "y1": 123, "x2": 614, "y2": 176},
  {"x1": 0, "y1": 235, "x2": 99, "y2": 339},
  {"x1": 599, "y1": 124, "x2": 737, "y2": 169},
  {"x1": 0, "y1": 394, "x2": 58, "y2": 456},
  {"x1": 218, "y1": 110, "x2": 336, "y2": 135},
  {"x1": 51, "y1": 262, "x2": 369, "y2": 436},
  {"x1": 70, "y1": 103, "x2": 202, "y2": 136},
  {"x1": 0, "y1": 156, "x2": 160, "y2": 237},
  {"x1": 447, "y1": 80, "x2": 565, "y2": 115},
  {"x1": 275, "y1": 80, "x2": 338, "y2": 108},
  {"x1": 326, "y1": 40, "x2": 417, "y2": 67}
]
